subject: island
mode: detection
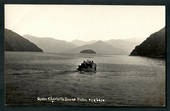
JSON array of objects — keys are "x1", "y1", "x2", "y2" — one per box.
[{"x1": 80, "y1": 49, "x2": 96, "y2": 54}]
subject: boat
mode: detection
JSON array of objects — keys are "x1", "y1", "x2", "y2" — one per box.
[{"x1": 77, "y1": 60, "x2": 97, "y2": 72}]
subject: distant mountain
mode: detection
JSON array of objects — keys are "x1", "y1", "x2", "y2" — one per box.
[
  {"x1": 71, "y1": 39, "x2": 87, "y2": 46},
  {"x1": 65, "y1": 40, "x2": 127, "y2": 54},
  {"x1": 23, "y1": 35, "x2": 77, "y2": 53},
  {"x1": 71, "y1": 39, "x2": 96, "y2": 46},
  {"x1": 5, "y1": 29, "x2": 43, "y2": 52},
  {"x1": 80, "y1": 49, "x2": 96, "y2": 54},
  {"x1": 106, "y1": 38, "x2": 141, "y2": 54},
  {"x1": 130, "y1": 28, "x2": 165, "y2": 58}
]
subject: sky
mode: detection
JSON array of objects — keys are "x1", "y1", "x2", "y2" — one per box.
[{"x1": 5, "y1": 5, "x2": 165, "y2": 42}]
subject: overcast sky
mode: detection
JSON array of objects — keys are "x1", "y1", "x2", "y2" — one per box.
[{"x1": 5, "y1": 5, "x2": 165, "y2": 41}]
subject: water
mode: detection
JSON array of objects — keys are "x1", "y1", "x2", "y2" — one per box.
[{"x1": 5, "y1": 52, "x2": 165, "y2": 106}]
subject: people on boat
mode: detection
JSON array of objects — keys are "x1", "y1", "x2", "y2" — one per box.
[{"x1": 77, "y1": 60, "x2": 96, "y2": 72}]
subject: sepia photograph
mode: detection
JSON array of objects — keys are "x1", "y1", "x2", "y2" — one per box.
[{"x1": 5, "y1": 5, "x2": 165, "y2": 106}]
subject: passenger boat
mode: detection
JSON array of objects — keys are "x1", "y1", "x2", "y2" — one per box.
[{"x1": 77, "y1": 60, "x2": 96, "y2": 72}]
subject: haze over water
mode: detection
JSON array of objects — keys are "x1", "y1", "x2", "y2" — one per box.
[{"x1": 5, "y1": 52, "x2": 165, "y2": 106}]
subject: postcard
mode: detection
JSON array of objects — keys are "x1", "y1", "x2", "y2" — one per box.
[{"x1": 4, "y1": 5, "x2": 165, "y2": 106}]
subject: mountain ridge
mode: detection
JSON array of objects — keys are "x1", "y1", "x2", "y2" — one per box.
[
  {"x1": 23, "y1": 34, "x2": 140, "y2": 55},
  {"x1": 64, "y1": 40, "x2": 128, "y2": 54},
  {"x1": 23, "y1": 34, "x2": 77, "y2": 53}
]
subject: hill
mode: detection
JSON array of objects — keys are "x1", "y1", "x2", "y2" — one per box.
[
  {"x1": 65, "y1": 40, "x2": 127, "y2": 55},
  {"x1": 106, "y1": 38, "x2": 142, "y2": 54},
  {"x1": 71, "y1": 39, "x2": 96, "y2": 46},
  {"x1": 5, "y1": 29, "x2": 43, "y2": 52},
  {"x1": 71, "y1": 39, "x2": 87, "y2": 46},
  {"x1": 23, "y1": 35, "x2": 77, "y2": 53},
  {"x1": 130, "y1": 28, "x2": 165, "y2": 58}
]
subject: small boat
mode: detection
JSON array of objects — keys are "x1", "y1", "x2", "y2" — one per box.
[{"x1": 77, "y1": 60, "x2": 97, "y2": 72}]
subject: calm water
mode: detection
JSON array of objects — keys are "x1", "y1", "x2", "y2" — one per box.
[{"x1": 5, "y1": 52, "x2": 165, "y2": 106}]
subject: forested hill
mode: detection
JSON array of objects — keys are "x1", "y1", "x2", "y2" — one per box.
[
  {"x1": 5, "y1": 29, "x2": 43, "y2": 52},
  {"x1": 130, "y1": 28, "x2": 165, "y2": 58}
]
